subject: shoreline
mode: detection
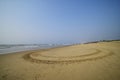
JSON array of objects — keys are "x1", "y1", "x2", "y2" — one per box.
[
  {"x1": 0, "y1": 40, "x2": 119, "y2": 55},
  {"x1": 0, "y1": 40, "x2": 114, "y2": 55}
]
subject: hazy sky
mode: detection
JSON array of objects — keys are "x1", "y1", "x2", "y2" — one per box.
[{"x1": 0, "y1": 0, "x2": 120, "y2": 44}]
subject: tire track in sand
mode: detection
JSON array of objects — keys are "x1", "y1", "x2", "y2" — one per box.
[{"x1": 23, "y1": 47, "x2": 114, "y2": 64}]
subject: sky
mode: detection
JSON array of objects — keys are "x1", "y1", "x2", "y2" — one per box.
[{"x1": 0, "y1": 0, "x2": 120, "y2": 44}]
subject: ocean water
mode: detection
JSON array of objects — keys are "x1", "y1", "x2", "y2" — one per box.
[{"x1": 0, "y1": 44, "x2": 62, "y2": 54}]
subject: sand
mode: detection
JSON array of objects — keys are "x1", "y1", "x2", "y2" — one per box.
[{"x1": 0, "y1": 41, "x2": 120, "y2": 80}]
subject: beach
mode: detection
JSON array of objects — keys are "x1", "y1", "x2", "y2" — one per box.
[{"x1": 0, "y1": 41, "x2": 120, "y2": 80}]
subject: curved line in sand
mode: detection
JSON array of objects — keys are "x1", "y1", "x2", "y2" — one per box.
[{"x1": 23, "y1": 48, "x2": 114, "y2": 64}]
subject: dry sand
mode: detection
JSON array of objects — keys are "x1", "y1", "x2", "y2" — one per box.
[{"x1": 0, "y1": 41, "x2": 120, "y2": 80}]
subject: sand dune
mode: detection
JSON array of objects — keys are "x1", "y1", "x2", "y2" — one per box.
[{"x1": 0, "y1": 41, "x2": 120, "y2": 80}]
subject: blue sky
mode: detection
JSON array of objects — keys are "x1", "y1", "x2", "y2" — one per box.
[{"x1": 0, "y1": 0, "x2": 120, "y2": 44}]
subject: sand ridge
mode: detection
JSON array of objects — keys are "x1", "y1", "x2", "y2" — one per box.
[{"x1": 23, "y1": 43, "x2": 114, "y2": 64}]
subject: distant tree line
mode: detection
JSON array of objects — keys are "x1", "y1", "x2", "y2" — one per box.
[{"x1": 83, "y1": 39, "x2": 120, "y2": 44}]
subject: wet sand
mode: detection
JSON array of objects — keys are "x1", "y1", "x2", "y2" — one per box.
[{"x1": 0, "y1": 41, "x2": 120, "y2": 80}]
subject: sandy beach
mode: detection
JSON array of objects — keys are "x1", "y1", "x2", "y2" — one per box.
[{"x1": 0, "y1": 41, "x2": 120, "y2": 80}]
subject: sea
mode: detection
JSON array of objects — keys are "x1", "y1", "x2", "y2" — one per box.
[{"x1": 0, "y1": 44, "x2": 63, "y2": 54}]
